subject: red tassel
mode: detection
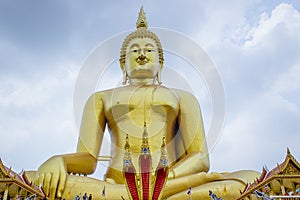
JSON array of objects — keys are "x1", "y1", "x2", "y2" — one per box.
[
  {"x1": 124, "y1": 166, "x2": 139, "y2": 200},
  {"x1": 152, "y1": 167, "x2": 167, "y2": 200},
  {"x1": 140, "y1": 154, "x2": 151, "y2": 200}
]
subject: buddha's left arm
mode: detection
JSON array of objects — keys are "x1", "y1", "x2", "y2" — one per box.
[{"x1": 169, "y1": 91, "x2": 210, "y2": 179}]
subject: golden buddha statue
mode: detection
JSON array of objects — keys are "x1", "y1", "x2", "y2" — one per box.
[{"x1": 26, "y1": 8, "x2": 260, "y2": 200}]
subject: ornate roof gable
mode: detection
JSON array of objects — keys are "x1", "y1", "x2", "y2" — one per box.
[
  {"x1": 279, "y1": 148, "x2": 300, "y2": 176},
  {"x1": 0, "y1": 158, "x2": 10, "y2": 179}
]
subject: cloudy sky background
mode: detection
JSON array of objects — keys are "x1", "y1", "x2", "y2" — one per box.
[{"x1": 1, "y1": 0, "x2": 300, "y2": 180}]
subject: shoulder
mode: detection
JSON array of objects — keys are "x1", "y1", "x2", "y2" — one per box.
[
  {"x1": 87, "y1": 86, "x2": 132, "y2": 103},
  {"x1": 87, "y1": 91, "x2": 105, "y2": 103},
  {"x1": 88, "y1": 88, "x2": 116, "y2": 101},
  {"x1": 167, "y1": 88, "x2": 202, "y2": 112},
  {"x1": 84, "y1": 90, "x2": 111, "y2": 107},
  {"x1": 167, "y1": 88, "x2": 198, "y2": 102}
]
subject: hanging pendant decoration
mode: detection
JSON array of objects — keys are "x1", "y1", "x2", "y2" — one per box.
[
  {"x1": 152, "y1": 136, "x2": 169, "y2": 200},
  {"x1": 123, "y1": 135, "x2": 140, "y2": 200},
  {"x1": 139, "y1": 123, "x2": 152, "y2": 200},
  {"x1": 123, "y1": 125, "x2": 169, "y2": 200}
]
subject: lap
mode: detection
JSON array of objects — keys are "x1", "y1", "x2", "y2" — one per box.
[
  {"x1": 25, "y1": 171, "x2": 127, "y2": 199},
  {"x1": 165, "y1": 170, "x2": 260, "y2": 200},
  {"x1": 25, "y1": 170, "x2": 259, "y2": 199},
  {"x1": 62, "y1": 175, "x2": 127, "y2": 199}
]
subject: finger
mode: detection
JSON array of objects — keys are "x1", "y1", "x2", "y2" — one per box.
[
  {"x1": 38, "y1": 173, "x2": 45, "y2": 188},
  {"x1": 57, "y1": 165, "x2": 67, "y2": 197},
  {"x1": 44, "y1": 172, "x2": 52, "y2": 197},
  {"x1": 50, "y1": 172, "x2": 59, "y2": 200},
  {"x1": 35, "y1": 174, "x2": 40, "y2": 186}
]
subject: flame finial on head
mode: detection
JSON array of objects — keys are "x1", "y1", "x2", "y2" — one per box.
[{"x1": 136, "y1": 6, "x2": 148, "y2": 29}]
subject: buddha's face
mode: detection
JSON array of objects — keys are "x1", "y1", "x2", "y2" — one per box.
[{"x1": 125, "y1": 37, "x2": 160, "y2": 79}]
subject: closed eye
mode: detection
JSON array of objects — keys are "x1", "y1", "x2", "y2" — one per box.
[{"x1": 146, "y1": 49, "x2": 156, "y2": 52}]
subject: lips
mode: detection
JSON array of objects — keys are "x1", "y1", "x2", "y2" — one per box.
[{"x1": 137, "y1": 59, "x2": 148, "y2": 65}]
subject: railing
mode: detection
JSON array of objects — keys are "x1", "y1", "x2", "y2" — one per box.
[{"x1": 270, "y1": 195, "x2": 300, "y2": 199}]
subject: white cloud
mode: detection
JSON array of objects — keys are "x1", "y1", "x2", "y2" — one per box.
[
  {"x1": 0, "y1": 63, "x2": 77, "y2": 106},
  {"x1": 271, "y1": 63, "x2": 300, "y2": 94},
  {"x1": 0, "y1": 60, "x2": 79, "y2": 171},
  {"x1": 207, "y1": 3, "x2": 300, "y2": 172},
  {"x1": 211, "y1": 90, "x2": 300, "y2": 172},
  {"x1": 245, "y1": 3, "x2": 300, "y2": 47}
]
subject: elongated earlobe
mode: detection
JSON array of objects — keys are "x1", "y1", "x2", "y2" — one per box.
[
  {"x1": 122, "y1": 70, "x2": 128, "y2": 85},
  {"x1": 157, "y1": 69, "x2": 162, "y2": 85}
]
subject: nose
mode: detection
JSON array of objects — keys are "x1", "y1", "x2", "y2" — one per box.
[{"x1": 138, "y1": 54, "x2": 146, "y2": 60}]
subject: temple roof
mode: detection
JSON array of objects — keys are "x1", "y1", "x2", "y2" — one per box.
[
  {"x1": 238, "y1": 148, "x2": 300, "y2": 199},
  {"x1": 0, "y1": 158, "x2": 47, "y2": 199}
]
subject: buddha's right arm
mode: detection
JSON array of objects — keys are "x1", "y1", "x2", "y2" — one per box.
[
  {"x1": 61, "y1": 92, "x2": 106, "y2": 174},
  {"x1": 75, "y1": 92, "x2": 106, "y2": 173},
  {"x1": 36, "y1": 92, "x2": 105, "y2": 199}
]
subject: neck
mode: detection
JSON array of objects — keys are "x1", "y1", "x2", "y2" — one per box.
[{"x1": 129, "y1": 78, "x2": 156, "y2": 86}]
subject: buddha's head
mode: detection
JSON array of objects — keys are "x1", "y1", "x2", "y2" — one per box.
[{"x1": 120, "y1": 7, "x2": 164, "y2": 85}]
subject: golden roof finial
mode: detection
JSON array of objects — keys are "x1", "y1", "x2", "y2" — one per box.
[{"x1": 136, "y1": 6, "x2": 148, "y2": 29}]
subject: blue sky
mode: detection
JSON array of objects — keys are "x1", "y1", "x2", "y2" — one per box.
[{"x1": 1, "y1": 0, "x2": 300, "y2": 180}]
